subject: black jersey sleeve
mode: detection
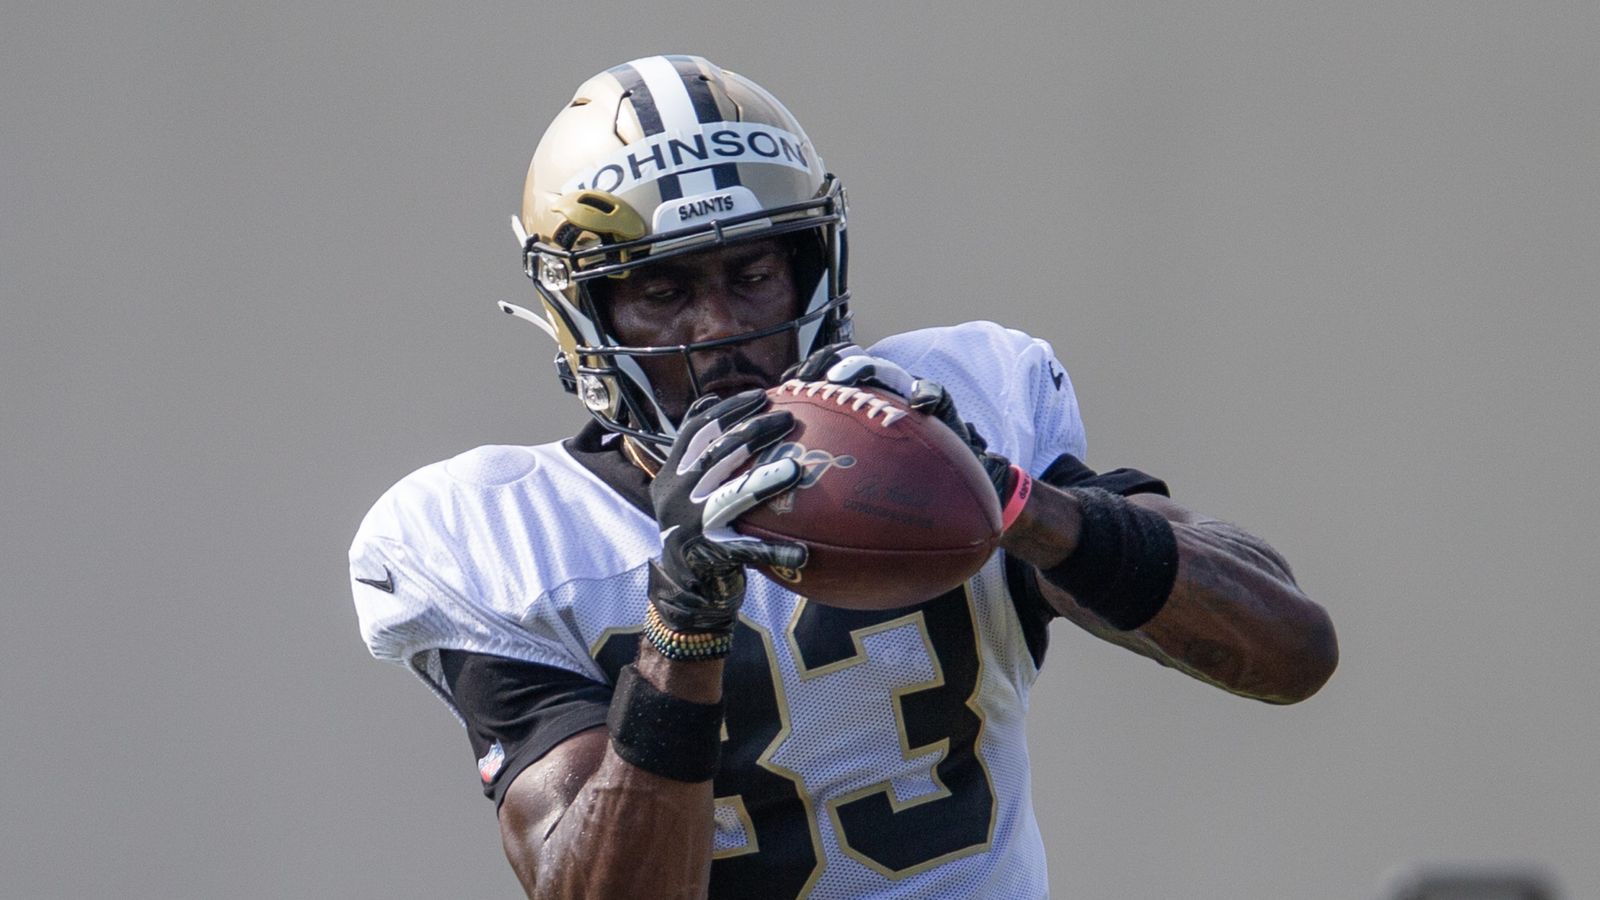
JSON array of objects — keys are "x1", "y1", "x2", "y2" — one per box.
[
  {"x1": 1005, "y1": 453, "x2": 1172, "y2": 668},
  {"x1": 438, "y1": 649, "x2": 612, "y2": 807}
]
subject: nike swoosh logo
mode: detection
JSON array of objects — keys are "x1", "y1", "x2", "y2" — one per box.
[{"x1": 355, "y1": 567, "x2": 395, "y2": 593}]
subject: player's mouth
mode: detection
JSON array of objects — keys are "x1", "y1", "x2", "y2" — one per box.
[
  {"x1": 695, "y1": 354, "x2": 777, "y2": 398},
  {"x1": 700, "y1": 376, "x2": 770, "y2": 399}
]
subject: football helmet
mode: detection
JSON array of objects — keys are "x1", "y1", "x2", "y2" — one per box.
[{"x1": 501, "y1": 55, "x2": 851, "y2": 461}]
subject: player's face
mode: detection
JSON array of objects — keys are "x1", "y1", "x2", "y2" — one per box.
[{"x1": 603, "y1": 238, "x2": 802, "y2": 422}]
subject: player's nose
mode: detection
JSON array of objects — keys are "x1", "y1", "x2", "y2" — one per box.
[{"x1": 687, "y1": 284, "x2": 747, "y2": 343}]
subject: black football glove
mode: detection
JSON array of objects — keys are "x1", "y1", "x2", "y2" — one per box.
[
  {"x1": 783, "y1": 344, "x2": 1020, "y2": 511},
  {"x1": 649, "y1": 389, "x2": 809, "y2": 635}
]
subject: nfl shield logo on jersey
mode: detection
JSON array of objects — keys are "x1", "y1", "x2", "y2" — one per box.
[{"x1": 477, "y1": 740, "x2": 506, "y2": 784}]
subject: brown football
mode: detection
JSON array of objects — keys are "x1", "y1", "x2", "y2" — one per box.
[{"x1": 735, "y1": 379, "x2": 1003, "y2": 609}]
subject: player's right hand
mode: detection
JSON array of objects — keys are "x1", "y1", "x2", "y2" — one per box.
[{"x1": 648, "y1": 390, "x2": 808, "y2": 635}]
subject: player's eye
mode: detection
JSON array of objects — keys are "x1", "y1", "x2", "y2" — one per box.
[
  {"x1": 640, "y1": 283, "x2": 684, "y2": 303},
  {"x1": 736, "y1": 264, "x2": 777, "y2": 285}
]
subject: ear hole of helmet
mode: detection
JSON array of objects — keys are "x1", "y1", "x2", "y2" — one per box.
[{"x1": 549, "y1": 190, "x2": 648, "y2": 275}]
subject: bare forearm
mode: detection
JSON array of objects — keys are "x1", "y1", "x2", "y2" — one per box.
[
  {"x1": 1123, "y1": 504, "x2": 1336, "y2": 702},
  {"x1": 533, "y1": 754, "x2": 715, "y2": 899},
  {"x1": 1002, "y1": 484, "x2": 1337, "y2": 703},
  {"x1": 510, "y1": 645, "x2": 723, "y2": 900}
]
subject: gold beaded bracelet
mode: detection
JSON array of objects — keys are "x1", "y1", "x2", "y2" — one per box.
[{"x1": 643, "y1": 605, "x2": 734, "y2": 661}]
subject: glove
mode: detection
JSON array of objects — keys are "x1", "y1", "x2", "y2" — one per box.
[
  {"x1": 784, "y1": 343, "x2": 1028, "y2": 527},
  {"x1": 648, "y1": 389, "x2": 809, "y2": 638}
]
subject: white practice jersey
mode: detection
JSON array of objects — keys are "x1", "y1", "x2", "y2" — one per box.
[{"x1": 350, "y1": 321, "x2": 1086, "y2": 899}]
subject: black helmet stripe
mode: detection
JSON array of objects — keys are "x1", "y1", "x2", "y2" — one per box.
[
  {"x1": 615, "y1": 57, "x2": 751, "y2": 201},
  {"x1": 608, "y1": 62, "x2": 664, "y2": 132},
  {"x1": 665, "y1": 56, "x2": 720, "y2": 120},
  {"x1": 664, "y1": 56, "x2": 742, "y2": 190},
  {"x1": 711, "y1": 163, "x2": 740, "y2": 190},
  {"x1": 608, "y1": 62, "x2": 683, "y2": 201}
]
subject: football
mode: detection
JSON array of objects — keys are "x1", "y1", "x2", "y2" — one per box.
[{"x1": 735, "y1": 379, "x2": 1003, "y2": 609}]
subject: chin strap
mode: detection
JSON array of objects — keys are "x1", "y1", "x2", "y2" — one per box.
[{"x1": 622, "y1": 435, "x2": 663, "y2": 477}]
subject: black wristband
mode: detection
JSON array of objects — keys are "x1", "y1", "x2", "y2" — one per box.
[
  {"x1": 1040, "y1": 487, "x2": 1179, "y2": 630},
  {"x1": 606, "y1": 663, "x2": 724, "y2": 782}
]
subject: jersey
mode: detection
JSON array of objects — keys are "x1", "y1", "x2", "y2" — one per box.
[{"x1": 350, "y1": 321, "x2": 1092, "y2": 899}]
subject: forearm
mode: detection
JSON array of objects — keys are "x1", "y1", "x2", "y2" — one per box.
[
  {"x1": 534, "y1": 758, "x2": 714, "y2": 898},
  {"x1": 1002, "y1": 483, "x2": 1337, "y2": 703},
  {"x1": 520, "y1": 645, "x2": 722, "y2": 900}
]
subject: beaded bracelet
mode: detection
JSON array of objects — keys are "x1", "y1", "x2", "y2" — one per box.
[{"x1": 644, "y1": 604, "x2": 734, "y2": 661}]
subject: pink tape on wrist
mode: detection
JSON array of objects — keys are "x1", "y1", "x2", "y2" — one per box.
[{"x1": 1000, "y1": 465, "x2": 1032, "y2": 531}]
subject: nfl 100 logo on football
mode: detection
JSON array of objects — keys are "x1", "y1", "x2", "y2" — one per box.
[{"x1": 753, "y1": 442, "x2": 855, "y2": 515}]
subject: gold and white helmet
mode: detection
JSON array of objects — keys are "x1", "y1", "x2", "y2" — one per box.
[{"x1": 501, "y1": 55, "x2": 851, "y2": 458}]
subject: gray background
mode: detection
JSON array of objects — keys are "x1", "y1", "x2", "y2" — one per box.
[{"x1": 3, "y1": 1, "x2": 1595, "y2": 898}]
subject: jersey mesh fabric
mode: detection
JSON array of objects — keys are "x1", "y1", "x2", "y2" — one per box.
[
  {"x1": 350, "y1": 321, "x2": 1082, "y2": 899},
  {"x1": 350, "y1": 441, "x2": 661, "y2": 712},
  {"x1": 869, "y1": 321, "x2": 1085, "y2": 478}
]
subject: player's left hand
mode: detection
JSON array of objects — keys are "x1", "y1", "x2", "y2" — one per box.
[{"x1": 784, "y1": 344, "x2": 1026, "y2": 523}]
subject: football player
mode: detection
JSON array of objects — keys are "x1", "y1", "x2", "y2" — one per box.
[{"x1": 350, "y1": 55, "x2": 1337, "y2": 898}]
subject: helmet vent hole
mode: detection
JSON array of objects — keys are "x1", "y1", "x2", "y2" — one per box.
[
  {"x1": 569, "y1": 97, "x2": 591, "y2": 107},
  {"x1": 578, "y1": 196, "x2": 616, "y2": 213}
]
